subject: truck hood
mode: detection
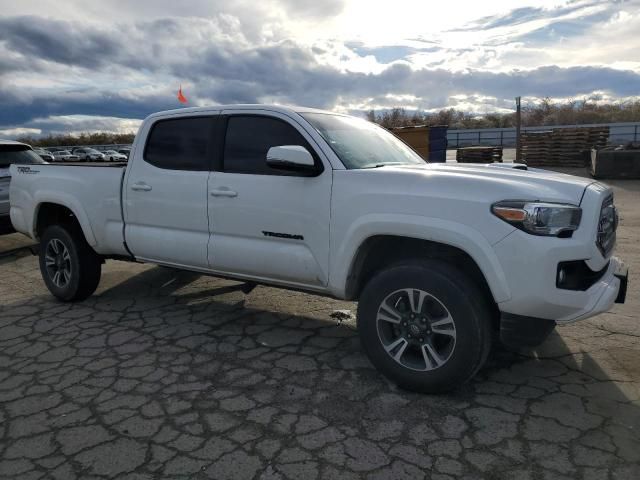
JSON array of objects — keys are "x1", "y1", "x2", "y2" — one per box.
[{"x1": 384, "y1": 162, "x2": 596, "y2": 205}]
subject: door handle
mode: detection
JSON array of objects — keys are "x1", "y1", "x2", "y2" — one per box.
[
  {"x1": 210, "y1": 188, "x2": 238, "y2": 198},
  {"x1": 131, "y1": 182, "x2": 152, "y2": 192}
]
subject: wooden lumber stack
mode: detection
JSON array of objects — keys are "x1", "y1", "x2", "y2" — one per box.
[
  {"x1": 521, "y1": 126, "x2": 609, "y2": 167},
  {"x1": 456, "y1": 146, "x2": 503, "y2": 163}
]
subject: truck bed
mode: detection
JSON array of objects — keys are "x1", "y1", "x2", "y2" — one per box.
[{"x1": 9, "y1": 163, "x2": 129, "y2": 256}]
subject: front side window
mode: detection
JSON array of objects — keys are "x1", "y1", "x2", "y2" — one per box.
[
  {"x1": 0, "y1": 146, "x2": 45, "y2": 168},
  {"x1": 301, "y1": 113, "x2": 426, "y2": 169},
  {"x1": 223, "y1": 115, "x2": 318, "y2": 175},
  {"x1": 144, "y1": 117, "x2": 214, "y2": 171}
]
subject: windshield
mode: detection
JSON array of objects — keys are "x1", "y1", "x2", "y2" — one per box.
[
  {"x1": 0, "y1": 147, "x2": 46, "y2": 168},
  {"x1": 301, "y1": 113, "x2": 426, "y2": 169}
]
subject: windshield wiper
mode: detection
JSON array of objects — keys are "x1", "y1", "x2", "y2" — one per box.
[{"x1": 361, "y1": 162, "x2": 407, "y2": 169}]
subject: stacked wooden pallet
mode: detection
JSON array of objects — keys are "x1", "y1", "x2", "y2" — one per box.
[
  {"x1": 456, "y1": 146, "x2": 503, "y2": 163},
  {"x1": 390, "y1": 125, "x2": 429, "y2": 160},
  {"x1": 521, "y1": 126, "x2": 609, "y2": 167}
]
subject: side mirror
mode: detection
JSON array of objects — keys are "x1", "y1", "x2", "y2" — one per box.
[{"x1": 266, "y1": 145, "x2": 315, "y2": 171}]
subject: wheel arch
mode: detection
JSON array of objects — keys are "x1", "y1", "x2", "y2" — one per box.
[
  {"x1": 344, "y1": 234, "x2": 503, "y2": 312},
  {"x1": 34, "y1": 201, "x2": 96, "y2": 246}
]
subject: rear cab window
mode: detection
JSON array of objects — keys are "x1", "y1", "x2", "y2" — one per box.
[{"x1": 144, "y1": 116, "x2": 216, "y2": 171}]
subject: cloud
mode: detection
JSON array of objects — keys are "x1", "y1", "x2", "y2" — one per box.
[
  {"x1": 457, "y1": 1, "x2": 605, "y2": 32},
  {"x1": 0, "y1": 16, "x2": 123, "y2": 69},
  {"x1": 1, "y1": 1, "x2": 639, "y2": 136}
]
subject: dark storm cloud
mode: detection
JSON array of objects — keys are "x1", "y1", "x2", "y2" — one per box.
[
  {"x1": 0, "y1": 16, "x2": 123, "y2": 69},
  {"x1": 0, "y1": 87, "x2": 176, "y2": 127}
]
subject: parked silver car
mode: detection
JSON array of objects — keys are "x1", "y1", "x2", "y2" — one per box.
[
  {"x1": 51, "y1": 150, "x2": 80, "y2": 162},
  {"x1": 0, "y1": 140, "x2": 45, "y2": 234},
  {"x1": 72, "y1": 147, "x2": 106, "y2": 162},
  {"x1": 33, "y1": 148, "x2": 55, "y2": 162}
]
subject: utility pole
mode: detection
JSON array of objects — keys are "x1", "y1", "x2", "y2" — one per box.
[{"x1": 515, "y1": 96, "x2": 522, "y2": 163}]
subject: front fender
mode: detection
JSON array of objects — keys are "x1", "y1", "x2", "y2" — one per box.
[{"x1": 329, "y1": 213, "x2": 512, "y2": 303}]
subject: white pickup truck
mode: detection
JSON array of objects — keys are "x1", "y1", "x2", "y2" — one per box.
[{"x1": 9, "y1": 105, "x2": 628, "y2": 392}]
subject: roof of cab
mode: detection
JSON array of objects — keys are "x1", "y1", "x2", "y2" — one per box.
[{"x1": 144, "y1": 104, "x2": 340, "y2": 121}]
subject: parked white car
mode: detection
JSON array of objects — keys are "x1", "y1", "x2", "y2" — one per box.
[
  {"x1": 103, "y1": 150, "x2": 128, "y2": 162},
  {"x1": 8, "y1": 105, "x2": 628, "y2": 392}
]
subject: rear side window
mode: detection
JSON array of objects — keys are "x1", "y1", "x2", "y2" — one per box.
[
  {"x1": 223, "y1": 116, "x2": 319, "y2": 175},
  {"x1": 144, "y1": 117, "x2": 215, "y2": 171}
]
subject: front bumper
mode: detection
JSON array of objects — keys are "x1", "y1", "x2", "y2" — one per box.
[
  {"x1": 495, "y1": 229, "x2": 626, "y2": 324},
  {"x1": 493, "y1": 183, "x2": 626, "y2": 324}
]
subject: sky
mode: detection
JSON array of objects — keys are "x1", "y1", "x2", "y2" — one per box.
[{"x1": 0, "y1": 0, "x2": 639, "y2": 137}]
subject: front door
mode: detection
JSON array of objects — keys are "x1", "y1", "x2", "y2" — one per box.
[
  {"x1": 124, "y1": 114, "x2": 217, "y2": 269},
  {"x1": 207, "y1": 111, "x2": 332, "y2": 288}
]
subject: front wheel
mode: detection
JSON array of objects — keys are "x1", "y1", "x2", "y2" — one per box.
[
  {"x1": 357, "y1": 260, "x2": 492, "y2": 393},
  {"x1": 39, "y1": 225, "x2": 102, "y2": 302}
]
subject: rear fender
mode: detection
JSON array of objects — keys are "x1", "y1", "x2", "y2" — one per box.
[{"x1": 33, "y1": 192, "x2": 97, "y2": 246}]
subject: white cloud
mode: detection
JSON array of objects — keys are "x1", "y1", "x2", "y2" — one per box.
[{"x1": 0, "y1": 127, "x2": 41, "y2": 137}]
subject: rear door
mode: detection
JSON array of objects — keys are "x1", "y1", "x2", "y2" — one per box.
[
  {"x1": 123, "y1": 114, "x2": 218, "y2": 268},
  {"x1": 207, "y1": 110, "x2": 332, "y2": 288}
]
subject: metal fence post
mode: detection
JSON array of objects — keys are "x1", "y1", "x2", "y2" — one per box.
[{"x1": 635, "y1": 125, "x2": 638, "y2": 142}]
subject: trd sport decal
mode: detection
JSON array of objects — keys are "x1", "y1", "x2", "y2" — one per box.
[{"x1": 262, "y1": 231, "x2": 304, "y2": 241}]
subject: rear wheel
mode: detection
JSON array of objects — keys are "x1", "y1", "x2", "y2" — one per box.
[
  {"x1": 357, "y1": 260, "x2": 492, "y2": 393},
  {"x1": 39, "y1": 225, "x2": 102, "y2": 301}
]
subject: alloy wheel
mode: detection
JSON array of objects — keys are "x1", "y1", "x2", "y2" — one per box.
[
  {"x1": 376, "y1": 288, "x2": 456, "y2": 371},
  {"x1": 44, "y1": 238, "x2": 72, "y2": 288}
]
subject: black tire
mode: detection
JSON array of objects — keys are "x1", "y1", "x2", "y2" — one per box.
[
  {"x1": 357, "y1": 260, "x2": 492, "y2": 393},
  {"x1": 39, "y1": 224, "x2": 102, "y2": 302}
]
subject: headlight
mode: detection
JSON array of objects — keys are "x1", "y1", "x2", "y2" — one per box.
[{"x1": 492, "y1": 201, "x2": 582, "y2": 237}]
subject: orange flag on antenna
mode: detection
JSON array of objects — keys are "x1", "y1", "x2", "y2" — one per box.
[{"x1": 177, "y1": 85, "x2": 188, "y2": 104}]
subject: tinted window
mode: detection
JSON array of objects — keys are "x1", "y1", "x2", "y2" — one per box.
[
  {"x1": 223, "y1": 116, "x2": 317, "y2": 175},
  {"x1": 144, "y1": 117, "x2": 214, "y2": 171},
  {"x1": 0, "y1": 146, "x2": 45, "y2": 168}
]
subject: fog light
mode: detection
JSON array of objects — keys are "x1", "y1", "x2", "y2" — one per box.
[{"x1": 556, "y1": 260, "x2": 609, "y2": 291}]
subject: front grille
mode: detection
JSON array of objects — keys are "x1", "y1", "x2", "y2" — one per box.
[{"x1": 596, "y1": 195, "x2": 617, "y2": 256}]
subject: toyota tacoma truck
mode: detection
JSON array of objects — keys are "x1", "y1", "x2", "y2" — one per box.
[{"x1": 9, "y1": 105, "x2": 628, "y2": 393}]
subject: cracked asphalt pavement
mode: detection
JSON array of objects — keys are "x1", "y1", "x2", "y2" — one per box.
[{"x1": 0, "y1": 175, "x2": 639, "y2": 479}]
